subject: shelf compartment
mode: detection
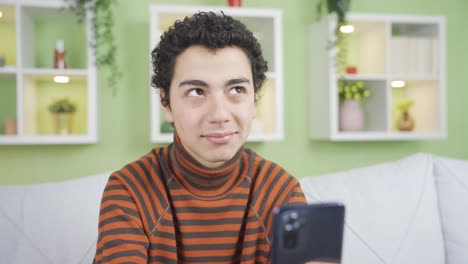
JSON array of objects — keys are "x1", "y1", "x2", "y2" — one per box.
[
  {"x1": 391, "y1": 22, "x2": 440, "y2": 76},
  {"x1": 0, "y1": 76, "x2": 17, "y2": 135},
  {"x1": 20, "y1": 5, "x2": 87, "y2": 69},
  {"x1": 252, "y1": 77, "x2": 278, "y2": 136},
  {"x1": 337, "y1": 79, "x2": 388, "y2": 133},
  {"x1": 344, "y1": 20, "x2": 387, "y2": 76},
  {"x1": 22, "y1": 74, "x2": 88, "y2": 136},
  {"x1": 237, "y1": 16, "x2": 276, "y2": 72},
  {"x1": 0, "y1": 4, "x2": 17, "y2": 67},
  {"x1": 391, "y1": 80, "x2": 441, "y2": 133},
  {"x1": 0, "y1": 1, "x2": 96, "y2": 145}
]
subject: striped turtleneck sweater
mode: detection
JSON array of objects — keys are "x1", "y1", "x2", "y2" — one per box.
[{"x1": 94, "y1": 134, "x2": 306, "y2": 264}]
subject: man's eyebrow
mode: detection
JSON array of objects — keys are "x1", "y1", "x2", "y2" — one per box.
[
  {"x1": 179, "y1": 79, "x2": 208, "y2": 87},
  {"x1": 226, "y1": 78, "x2": 250, "y2": 86}
]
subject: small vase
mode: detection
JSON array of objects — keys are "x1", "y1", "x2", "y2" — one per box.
[
  {"x1": 397, "y1": 111, "x2": 415, "y2": 131},
  {"x1": 4, "y1": 118, "x2": 17, "y2": 135},
  {"x1": 339, "y1": 99, "x2": 364, "y2": 131},
  {"x1": 55, "y1": 113, "x2": 72, "y2": 135}
]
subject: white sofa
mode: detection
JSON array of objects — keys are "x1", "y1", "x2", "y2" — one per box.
[
  {"x1": 300, "y1": 153, "x2": 468, "y2": 264},
  {"x1": 0, "y1": 172, "x2": 111, "y2": 264},
  {"x1": 0, "y1": 153, "x2": 467, "y2": 264}
]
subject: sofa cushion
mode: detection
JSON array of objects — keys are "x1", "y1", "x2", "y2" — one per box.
[
  {"x1": 0, "y1": 172, "x2": 110, "y2": 264},
  {"x1": 299, "y1": 153, "x2": 445, "y2": 264},
  {"x1": 433, "y1": 155, "x2": 468, "y2": 264}
]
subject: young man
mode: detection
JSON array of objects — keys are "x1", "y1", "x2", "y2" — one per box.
[{"x1": 94, "y1": 11, "x2": 306, "y2": 264}]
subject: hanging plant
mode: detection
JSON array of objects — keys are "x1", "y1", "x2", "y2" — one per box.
[
  {"x1": 65, "y1": 0, "x2": 122, "y2": 95},
  {"x1": 317, "y1": 0, "x2": 350, "y2": 24},
  {"x1": 316, "y1": 0, "x2": 351, "y2": 75}
]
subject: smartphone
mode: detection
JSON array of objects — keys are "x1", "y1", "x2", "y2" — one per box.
[{"x1": 271, "y1": 203, "x2": 345, "y2": 264}]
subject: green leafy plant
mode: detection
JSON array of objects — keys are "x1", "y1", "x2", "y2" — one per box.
[
  {"x1": 48, "y1": 98, "x2": 77, "y2": 113},
  {"x1": 65, "y1": 0, "x2": 122, "y2": 95},
  {"x1": 338, "y1": 80, "x2": 370, "y2": 101},
  {"x1": 316, "y1": 0, "x2": 352, "y2": 74},
  {"x1": 316, "y1": 0, "x2": 351, "y2": 25},
  {"x1": 396, "y1": 98, "x2": 414, "y2": 112}
]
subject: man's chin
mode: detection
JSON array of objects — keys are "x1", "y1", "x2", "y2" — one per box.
[{"x1": 203, "y1": 153, "x2": 237, "y2": 167}]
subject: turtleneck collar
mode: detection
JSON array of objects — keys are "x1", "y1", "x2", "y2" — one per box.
[{"x1": 169, "y1": 132, "x2": 246, "y2": 198}]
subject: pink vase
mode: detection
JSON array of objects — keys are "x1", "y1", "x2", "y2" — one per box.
[{"x1": 339, "y1": 99, "x2": 364, "y2": 131}]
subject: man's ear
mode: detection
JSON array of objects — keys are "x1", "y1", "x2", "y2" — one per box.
[{"x1": 160, "y1": 89, "x2": 174, "y2": 123}]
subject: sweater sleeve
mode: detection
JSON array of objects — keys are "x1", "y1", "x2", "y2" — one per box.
[
  {"x1": 93, "y1": 174, "x2": 149, "y2": 264},
  {"x1": 286, "y1": 182, "x2": 307, "y2": 205}
]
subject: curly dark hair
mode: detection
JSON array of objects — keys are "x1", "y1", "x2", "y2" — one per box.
[{"x1": 150, "y1": 11, "x2": 268, "y2": 107}]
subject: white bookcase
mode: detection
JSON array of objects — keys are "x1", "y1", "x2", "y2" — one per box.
[
  {"x1": 0, "y1": 0, "x2": 97, "y2": 145},
  {"x1": 309, "y1": 13, "x2": 446, "y2": 141},
  {"x1": 149, "y1": 5, "x2": 284, "y2": 143}
]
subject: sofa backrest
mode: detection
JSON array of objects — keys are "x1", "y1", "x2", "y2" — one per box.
[
  {"x1": 433, "y1": 155, "x2": 468, "y2": 264},
  {"x1": 0, "y1": 172, "x2": 110, "y2": 264},
  {"x1": 299, "y1": 153, "x2": 446, "y2": 264}
]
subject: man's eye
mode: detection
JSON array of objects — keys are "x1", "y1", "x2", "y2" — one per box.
[
  {"x1": 188, "y1": 88, "x2": 204, "y2": 97},
  {"x1": 229, "y1": 86, "x2": 246, "y2": 94}
]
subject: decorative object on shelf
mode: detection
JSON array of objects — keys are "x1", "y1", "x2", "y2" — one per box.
[
  {"x1": 396, "y1": 98, "x2": 415, "y2": 131},
  {"x1": 339, "y1": 99, "x2": 363, "y2": 131},
  {"x1": 48, "y1": 98, "x2": 77, "y2": 135},
  {"x1": 346, "y1": 65, "x2": 357, "y2": 74},
  {"x1": 66, "y1": 0, "x2": 122, "y2": 95},
  {"x1": 338, "y1": 80, "x2": 370, "y2": 131},
  {"x1": 55, "y1": 113, "x2": 73, "y2": 135},
  {"x1": 3, "y1": 118, "x2": 17, "y2": 135},
  {"x1": 0, "y1": 53, "x2": 5, "y2": 67},
  {"x1": 53, "y1": 40, "x2": 67, "y2": 69},
  {"x1": 228, "y1": 0, "x2": 242, "y2": 7},
  {"x1": 338, "y1": 80, "x2": 370, "y2": 101}
]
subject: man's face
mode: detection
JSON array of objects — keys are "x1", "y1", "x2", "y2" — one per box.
[{"x1": 162, "y1": 45, "x2": 256, "y2": 168}]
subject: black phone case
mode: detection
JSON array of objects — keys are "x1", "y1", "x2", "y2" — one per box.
[{"x1": 271, "y1": 203, "x2": 345, "y2": 264}]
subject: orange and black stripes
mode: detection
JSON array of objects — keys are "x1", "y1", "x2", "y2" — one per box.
[{"x1": 94, "y1": 135, "x2": 306, "y2": 263}]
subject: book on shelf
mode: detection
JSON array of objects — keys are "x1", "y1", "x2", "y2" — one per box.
[{"x1": 391, "y1": 36, "x2": 438, "y2": 77}]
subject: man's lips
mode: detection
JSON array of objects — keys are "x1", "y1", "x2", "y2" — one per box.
[{"x1": 201, "y1": 132, "x2": 238, "y2": 144}]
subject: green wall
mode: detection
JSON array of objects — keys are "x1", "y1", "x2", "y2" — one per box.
[{"x1": 0, "y1": 0, "x2": 467, "y2": 184}]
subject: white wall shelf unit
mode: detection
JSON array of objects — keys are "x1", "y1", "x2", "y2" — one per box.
[
  {"x1": 309, "y1": 13, "x2": 446, "y2": 141},
  {"x1": 149, "y1": 5, "x2": 284, "y2": 143},
  {"x1": 0, "y1": 0, "x2": 97, "y2": 145}
]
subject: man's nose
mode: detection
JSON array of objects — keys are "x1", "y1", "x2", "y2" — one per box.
[{"x1": 208, "y1": 94, "x2": 230, "y2": 124}]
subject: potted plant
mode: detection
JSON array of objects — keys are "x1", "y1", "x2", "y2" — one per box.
[
  {"x1": 65, "y1": 0, "x2": 122, "y2": 95},
  {"x1": 48, "y1": 98, "x2": 77, "y2": 135},
  {"x1": 337, "y1": 80, "x2": 370, "y2": 131},
  {"x1": 338, "y1": 80, "x2": 370, "y2": 101}
]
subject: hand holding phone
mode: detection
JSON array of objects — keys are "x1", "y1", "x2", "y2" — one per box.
[{"x1": 271, "y1": 203, "x2": 345, "y2": 264}]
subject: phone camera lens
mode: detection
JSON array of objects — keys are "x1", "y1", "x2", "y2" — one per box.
[{"x1": 282, "y1": 210, "x2": 301, "y2": 249}]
